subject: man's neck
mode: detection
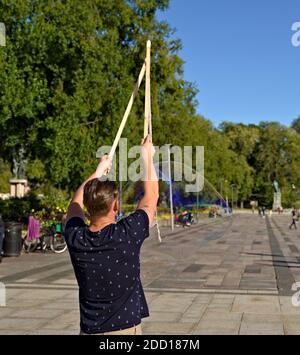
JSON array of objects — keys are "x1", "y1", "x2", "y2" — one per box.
[{"x1": 89, "y1": 215, "x2": 115, "y2": 232}]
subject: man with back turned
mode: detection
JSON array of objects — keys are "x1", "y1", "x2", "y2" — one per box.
[{"x1": 65, "y1": 136, "x2": 158, "y2": 335}]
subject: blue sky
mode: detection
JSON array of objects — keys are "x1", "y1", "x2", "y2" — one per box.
[{"x1": 158, "y1": 0, "x2": 300, "y2": 127}]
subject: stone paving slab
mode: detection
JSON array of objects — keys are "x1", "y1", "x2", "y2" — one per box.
[
  {"x1": 239, "y1": 314, "x2": 284, "y2": 335},
  {"x1": 144, "y1": 311, "x2": 183, "y2": 323},
  {"x1": 0, "y1": 317, "x2": 49, "y2": 331},
  {"x1": 10, "y1": 308, "x2": 63, "y2": 319},
  {"x1": 42, "y1": 310, "x2": 80, "y2": 331},
  {"x1": 232, "y1": 295, "x2": 281, "y2": 314},
  {"x1": 192, "y1": 319, "x2": 241, "y2": 335},
  {"x1": 179, "y1": 304, "x2": 207, "y2": 323},
  {"x1": 143, "y1": 322, "x2": 195, "y2": 335}
]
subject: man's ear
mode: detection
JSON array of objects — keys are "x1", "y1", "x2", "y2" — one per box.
[{"x1": 113, "y1": 199, "x2": 119, "y2": 213}]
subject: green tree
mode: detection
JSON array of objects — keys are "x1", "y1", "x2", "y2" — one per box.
[
  {"x1": 291, "y1": 116, "x2": 300, "y2": 134},
  {"x1": 218, "y1": 123, "x2": 258, "y2": 204},
  {"x1": 0, "y1": 159, "x2": 12, "y2": 192},
  {"x1": 219, "y1": 122, "x2": 260, "y2": 160},
  {"x1": 0, "y1": 0, "x2": 207, "y2": 193},
  {"x1": 252, "y1": 123, "x2": 300, "y2": 206}
]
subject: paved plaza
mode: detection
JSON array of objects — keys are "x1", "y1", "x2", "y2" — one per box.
[{"x1": 1, "y1": 213, "x2": 300, "y2": 335}]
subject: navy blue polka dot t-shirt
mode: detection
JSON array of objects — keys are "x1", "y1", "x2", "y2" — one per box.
[{"x1": 65, "y1": 209, "x2": 150, "y2": 334}]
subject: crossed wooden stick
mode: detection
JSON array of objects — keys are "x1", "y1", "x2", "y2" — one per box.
[
  {"x1": 108, "y1": 40, "x2": 152, "y2": 160},
  {"x1": 108, "y1": 41, "x2": 162, "y2": 242}
]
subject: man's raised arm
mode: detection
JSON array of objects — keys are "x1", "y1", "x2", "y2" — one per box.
[{"x1": 138, "y1": 136, "x2": 159, "y2": 225}]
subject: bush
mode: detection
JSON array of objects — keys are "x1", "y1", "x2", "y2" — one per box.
[
  {"x1": 0, "y1": 187, "x2": 70, "y2": 223},
  {"x1": 39, "y1": 187, "x2": 70, "y2": 215},
  {"x1": 0, "y1": 194, "x2": 42, "y2": 223}
]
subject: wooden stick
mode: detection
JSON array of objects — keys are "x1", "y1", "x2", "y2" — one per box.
[
  {"x1": 144, "y1": 40, "x2": 152, "y2": 139},
  {"x1": 143, "y1": 41, "x2": 161, "y2": 242},
  {"x1": 108, "y1": 62, "x2": 146, "y2": 160}
]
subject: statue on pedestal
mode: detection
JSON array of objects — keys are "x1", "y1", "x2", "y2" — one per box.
[
  {"x1": 272, "y1": 180, "x2": 282, "y2": 211},
  {"x1": 12, "y1": 147, "x2": 27, "y2": 180},
  {"x1": 273, "y1": 180, "x2": 281, "y2": 194},
  {"x1": 10, "y1": 147, "x2": 29, "y2": 198}
]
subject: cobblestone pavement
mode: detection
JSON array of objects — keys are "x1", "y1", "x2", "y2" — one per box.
[{"x1": 1, "y1": 214, "x2": 300, "y2": 335}]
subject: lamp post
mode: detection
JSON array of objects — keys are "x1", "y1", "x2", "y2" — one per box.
[
  {"x1": 291, "y1": 184, "x2": 297, "y2": 208},
  {"x1": 219, "y1": 179, "x2": 223, "y2": 208},
  {"x1": 166, "y1": 145, "x2": 174, "y2": 230},
  {"x1": 0, "y1": 23, "x2": 5, "y2": 47},
  {"x1": 226, "y1": 196, "x2": 229, "y2": 215},
  {"x1": 219, "y1": 179, "x2": 228, "y2": 207},
  {"x1": 219, "y1": 179, "x2": 223, "y2": 197},
  {"x1": 231, "y1": 184, "x2": 236, "y2": 211}
]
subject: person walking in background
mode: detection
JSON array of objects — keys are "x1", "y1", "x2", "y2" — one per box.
[
  {"x1": 258, "y1": 207, "x2": 262, "y2": 217},
  {"x1": 277, "y1": 207, "x2": 281, "y2": 215},
  {"x1": 64, "y1": 136, "x2": 158, "y2": 335},
  {"x1": 289, "y1": 208, "x2": 298, "y2": 230}
]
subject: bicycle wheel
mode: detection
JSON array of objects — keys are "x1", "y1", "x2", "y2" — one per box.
[
  {"x1": 39, "y1": 235, "x2": 48, "y2": 252},
  {"x1": 50, "y1": 233, "x2": 67, "y2": 254},
  {"x1": 23, "y1": 238, "x2": 39, "y2": 253}
]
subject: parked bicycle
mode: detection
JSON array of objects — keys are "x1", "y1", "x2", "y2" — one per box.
[
  {"x1": 175, "y1": 211, "x2": 195, "y2": 227},
  {"x1": 23, "y1": 217, "x2": 67, "y2": 254}
]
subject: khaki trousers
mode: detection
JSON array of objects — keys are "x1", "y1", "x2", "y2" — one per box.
[{"x1": 80, "y1": 324, "x2": 142, "y2": 336}]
